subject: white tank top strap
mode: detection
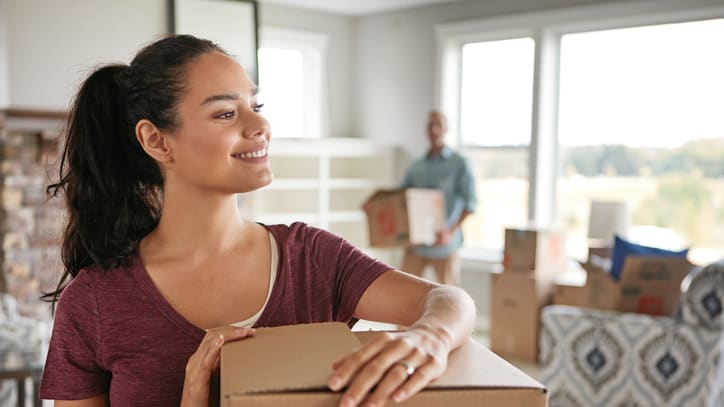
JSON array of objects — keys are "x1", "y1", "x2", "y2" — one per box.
[{"x1": 231, "y1": 231, "x2": 278, "y2": 328}]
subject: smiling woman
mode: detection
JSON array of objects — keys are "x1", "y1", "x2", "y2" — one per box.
[{"x1": 38, "y1": 34, "x2": 476, "y2": 407}]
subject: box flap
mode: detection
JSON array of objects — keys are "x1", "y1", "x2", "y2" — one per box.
[{"x1": 221, "y1": 322, "x2": 360, "y2": 396}]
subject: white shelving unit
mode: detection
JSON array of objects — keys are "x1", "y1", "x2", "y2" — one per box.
[{"x1": 239, "y1": 137, "x2": 405, "y2": 256}]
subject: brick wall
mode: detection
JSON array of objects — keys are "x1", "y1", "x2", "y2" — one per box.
[{"x1": 0, "y1": 122, "x2": 63, "y2": 320}]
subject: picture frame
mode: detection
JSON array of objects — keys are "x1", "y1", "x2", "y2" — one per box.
[{"x1": 169, "y1": 0, "x2": 259, "y2": 83}]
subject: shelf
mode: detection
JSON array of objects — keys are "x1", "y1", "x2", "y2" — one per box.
[{"x1": 241, "y1": 138, "x2": 402, "y2": 248}]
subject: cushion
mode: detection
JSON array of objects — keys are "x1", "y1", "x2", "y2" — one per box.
[
  {"x1": 679, "y1": 260, "x2": 724, "y2": 329},
  {"x1": 610, "y1": 235, "x2": 689, "y2": 280}
]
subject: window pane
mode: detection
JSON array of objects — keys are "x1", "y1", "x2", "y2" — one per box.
[
  {"x1": 459, "y1": 38, "x2": 535, "y2": 254},
  {"x1": 258, "y1": 47, "x2": 304, "y2": 138},
  {"x1": 460, "y1": 38, "x2": 535, "y2": 146},
  {"x1": 558, "y1": 19, "x2": 724, "y2": 264}
]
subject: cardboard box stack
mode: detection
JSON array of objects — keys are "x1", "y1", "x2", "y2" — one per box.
[
  {"x1": 220, "y1": 322, "x2": 547, "y2": 406},
  {"x1": 363, "y1": 188, "x2": 445, "y2": 247},
  {"x1": 491, "y1": 227, "x2": 567, "y2": 363}
]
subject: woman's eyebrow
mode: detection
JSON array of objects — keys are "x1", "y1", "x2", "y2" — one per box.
[{"x1": 200, "y1": 93, "x2": 240, "y2": 105}]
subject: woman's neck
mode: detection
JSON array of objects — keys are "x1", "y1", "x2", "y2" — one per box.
[{"x1": 141, "y1": 187, "x2": 250, "y2": 261}]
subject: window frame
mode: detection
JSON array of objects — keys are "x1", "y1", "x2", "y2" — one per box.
[
  {"x1": 435, "y1": 0, "x2": 724, "y2": 260},
  {"x1": 259, "y1": 26, "x2": 329, "y2": 138}
]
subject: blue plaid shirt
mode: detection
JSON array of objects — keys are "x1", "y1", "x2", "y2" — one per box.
[{"x1": 401, "y1": 146, "x2": 477, "y2": 258}]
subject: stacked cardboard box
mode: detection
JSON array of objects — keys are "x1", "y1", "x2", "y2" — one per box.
[{"x1": 491, "y1": 227, "x2": 567, "y2": 363}]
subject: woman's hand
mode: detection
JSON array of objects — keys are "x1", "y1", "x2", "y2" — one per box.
[
  {"x1": 328, "y1": 325, "x2": 453, "y2": 407},
  {"x1": 181, "y1": 326, "x2": 256, "y2": 407}
]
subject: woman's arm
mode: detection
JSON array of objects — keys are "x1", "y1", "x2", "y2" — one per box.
[
  {"x1": 329, "y1": 270, "x2": 476, "y2": 407},
  {"x1": 54, "y1": 394, "x2": 109, "y2": 406}
]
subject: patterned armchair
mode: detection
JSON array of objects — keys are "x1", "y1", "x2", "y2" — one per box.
[
  {"x1": 0, "y1": 293, "x2": 46, "y2": 406},
  {"x1": 539, "y1": 260, "x2": 724, "y2": 407}
]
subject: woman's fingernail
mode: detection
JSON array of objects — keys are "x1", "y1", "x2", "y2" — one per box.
[
  {"x1": 329, "y1": 376, "x2": 342, "y2": 391},
  {"x1": 340, "y1": 396, "x2": 355, "y2": 407},
  {"x1": 215, "y1": 334, "x2": 224, "y2": 347},
  {"x1": 394, "y1": 390, "x2": 407, "y2": 403}
]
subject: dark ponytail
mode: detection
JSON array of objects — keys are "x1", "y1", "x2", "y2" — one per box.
[{"x1": 44, "y1": 35, "x2": 226, "y2": 305}]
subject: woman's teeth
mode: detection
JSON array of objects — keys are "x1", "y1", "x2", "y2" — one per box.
[{"x1": 235, "y1": 149, "x2": 267, "y2": 159}]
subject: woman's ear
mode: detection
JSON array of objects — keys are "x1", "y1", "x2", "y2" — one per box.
[{"x1": 136, "y1": 119, "x2": 173, "y2": 163}]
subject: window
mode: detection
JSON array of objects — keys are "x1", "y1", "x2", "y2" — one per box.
[
  {"x1": 437, "y1": 3, "x2": 724, "y2": 264},
  {"x1": 258, "y1": 27, "x2": 328, "y2": 138},
  {"x1": 457, "y1": 38, "x2": 535, "y2": 254},
  {"x1": 558, "y1": 19, "x2": 724, "y2": 263}
]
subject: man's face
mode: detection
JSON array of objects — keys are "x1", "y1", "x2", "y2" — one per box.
[{"x1": 427, "y1": 112, "x2": 447, "y2": 149}]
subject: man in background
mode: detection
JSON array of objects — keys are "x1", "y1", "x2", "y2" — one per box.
[{"x1": 400, "y1": 110, "x2": 477, "y2": 285}]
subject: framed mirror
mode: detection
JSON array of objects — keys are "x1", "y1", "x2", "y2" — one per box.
[{"x1": 169, "y1": 0, "x2": 259, "y2": 82}]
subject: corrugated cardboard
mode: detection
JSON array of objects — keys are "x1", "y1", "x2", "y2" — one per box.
[
  {"x1": 552, "y1": 284, "x2": 587, "y2": 307},
  {"x1": 490, "y1": 271, "x2": 553, "y2": 363},
  {"x1": 221, "y1": 322, "x2": 547, "y2": 406},
  {"x1": 363, "y1": 188, "x2": 445, "y2": 247},
  {"x1": 552, "y1": 268, "x2": 588, "y2": 307},
  {"x1": 580, "y1": 255, "x2": 693, "y2": 315},
  {"x1": 502, "y1": 227, "x2": 566, "y2": 278}
]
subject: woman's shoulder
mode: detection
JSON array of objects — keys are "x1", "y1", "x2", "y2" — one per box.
[
  {"x1": 62, "y1": 255, "x2": 140, "y2": 295},
  {"x1": 262, "y1": 222, "x2": 341, "y2": 247}
]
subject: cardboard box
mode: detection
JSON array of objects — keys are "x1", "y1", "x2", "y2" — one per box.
[
  {"x1": 552, "y1": 268, "x2": 588, "y2": 307},
  {"x1": 490, "y1": 271, "x2": 554, "y2": 363},
  {"x1": 363, "y1": 188, "x2": 445, "y2": 247},
  {"x1": 502, "y1": 227, "x2": 566, "y2": 278},
  {"x1": 221, "y1": 322, "x2": 547, "y2": 406},
  {"x1": 580, "y1": 255, "x2": 693, "y2": 315}
]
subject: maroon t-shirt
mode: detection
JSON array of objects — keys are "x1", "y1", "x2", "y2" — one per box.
[{"x1": 40, "y1": 222, "x2": 391, "y2": 405}]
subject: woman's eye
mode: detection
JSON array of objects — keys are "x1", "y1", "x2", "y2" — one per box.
[
  {"x1": 216, "y1": 111, "x2": 235, "y2": 119},
  {"x1": 253, "y1": 103, "x2": 264, "y2": 113}
]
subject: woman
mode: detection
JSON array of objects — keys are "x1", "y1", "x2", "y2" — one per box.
[{"x1": 39, "y1": 35, "x2": 476, "y2": 407}]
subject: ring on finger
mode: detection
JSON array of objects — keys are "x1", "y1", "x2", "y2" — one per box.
[{"x1": 396, "y1": 360, "x2": 416, "y2": 376}]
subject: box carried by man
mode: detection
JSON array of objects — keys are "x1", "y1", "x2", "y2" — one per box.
[{"x1": 363, "y1": 188, "x2": 445, "y2": 247}]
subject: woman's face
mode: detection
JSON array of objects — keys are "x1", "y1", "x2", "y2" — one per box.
[{"x1": 164, "y1": 51, "x2": 272, "y2": 194}]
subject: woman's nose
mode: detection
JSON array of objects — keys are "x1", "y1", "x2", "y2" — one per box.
[{"x1": 242, "y1": 112, "x2": 270, "y2": 139}]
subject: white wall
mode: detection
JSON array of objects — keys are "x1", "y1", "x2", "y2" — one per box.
[
  {"x1": 0, "y1": 0, "x2": 9, "y2": 109},
  {"x1": 5, "y1": 0, "x2": 168, "y2": 110}
]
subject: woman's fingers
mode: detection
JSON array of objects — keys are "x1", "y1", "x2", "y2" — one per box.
[
  {"x1": 329, "y1": 332, "x2": 398, "y2": 390},
  {"x1": 181, "y1": 326, "x2": 256, "y2": 406},
  {"x1": 341, "y1": 347, "x2": 433, "y2": 407},
  {"x1": 329, "y1": 330, "x2": 449, "y2": 407},
  {"x1": 198, "y1": 327, "x2": 255, "y2": 372}
]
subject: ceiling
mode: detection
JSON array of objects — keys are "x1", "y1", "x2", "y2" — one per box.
[{"x1": 256, "y1": 0, "x2": 464, "y2": 16}]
